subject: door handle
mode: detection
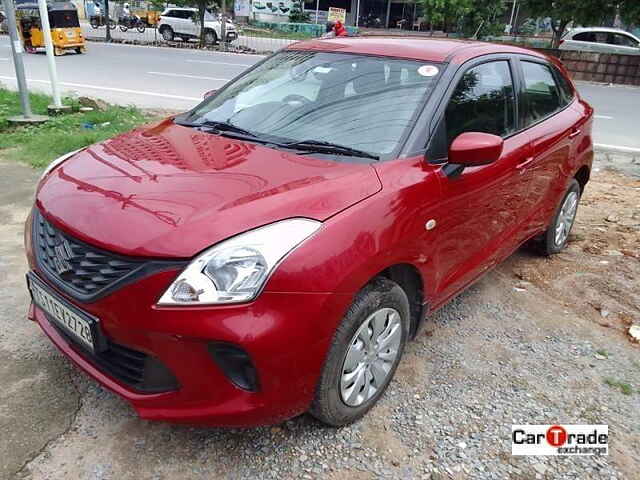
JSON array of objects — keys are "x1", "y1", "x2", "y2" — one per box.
[
  {"x1": 568, "y1": 129, "x2": 581, "y2": 139},
  {"x1": 517, "y1": 156, "x2": 534, "y2": 170}
]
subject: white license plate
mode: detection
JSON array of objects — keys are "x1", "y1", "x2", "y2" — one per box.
[
  {"x1": 29, "y1": 276, "x2": 95, "y2": 352},
  {"x1": 66, "y1": 31, "x2": 75, "y2": 38}
]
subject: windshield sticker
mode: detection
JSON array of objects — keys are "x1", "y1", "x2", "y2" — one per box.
[{"x1": 418, "y1": 65, "x2": 439, "y2": 77}]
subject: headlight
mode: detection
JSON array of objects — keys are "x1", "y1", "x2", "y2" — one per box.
[
  {"x1": 157, "y1": 218, "x2": 321, "y2": 305},
  {"x1": 40, "y1": 148, "x2": 83, "y2": 181}
]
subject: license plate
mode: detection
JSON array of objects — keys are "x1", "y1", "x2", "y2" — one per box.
[
  {"x1": 66, "y1": 31, "x2": 74, "y2": 38},
  {"x1": 28, "y1": 274, "x2": 96, "y2": 352}
]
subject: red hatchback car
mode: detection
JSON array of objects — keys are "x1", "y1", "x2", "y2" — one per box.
[{"x1": 25, "y1": 38, "x2": 593, "y2": 427}]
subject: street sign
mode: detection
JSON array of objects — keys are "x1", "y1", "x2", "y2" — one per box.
[{"x1": 327, "y1": 7, "x2": 345, "y2": 23}]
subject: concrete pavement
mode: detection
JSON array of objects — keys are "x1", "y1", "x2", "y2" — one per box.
[{"x1": 1, "y1": 37, "x2": 639, "y2": 150}]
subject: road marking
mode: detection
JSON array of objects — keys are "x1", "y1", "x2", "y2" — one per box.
[
  {"x1": 595, "y1": 143, "x2": 640, "y2": 153},
  {"x1": 594, "y1": 115, "x2": 613, "y2": 120},
  {"x1": 186, "y1": 59, "x2": 253, "y2": 67},
  {"x1": 0, "y1": 75, "x2": 201, "y2": 101},
  {"x1": 147, "y1": 71, "x2": 230, "y2": 81}
]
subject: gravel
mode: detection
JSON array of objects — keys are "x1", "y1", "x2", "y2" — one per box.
[{"x1": 5, "y1": 160, "x2": 639, "y2": 480}]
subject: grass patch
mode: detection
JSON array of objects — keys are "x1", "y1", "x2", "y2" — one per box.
[
  {"x1": 0, "y1": 88, "x2": 150, "y2": 168},
  {"x1": 595, "y1": 349, "x2": 609, "y2": 358},
  {"x1": 242, "y1": 26, "x2": 315, "y2": 40},
  {"x1": 604, "y1": 377, "x2": 634, "y2": 395}
]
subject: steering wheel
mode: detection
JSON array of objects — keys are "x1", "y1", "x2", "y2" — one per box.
[{"x1": 282, "y1": 94, "x2": 312, "y2": 108}]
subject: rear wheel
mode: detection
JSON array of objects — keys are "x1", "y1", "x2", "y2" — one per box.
[
  {"x1": 119, "y1": 23, "x2": 128, "y2": 32},
  {"x1": 539, "y1": 179, "x2": 581, "y2": 255},
  {"x1": 160, "y1": 26, "x2": 174, "y2": 41},
  {"x1": 90, "y1": 17, "x2": 99, "y2": 28},
  {"x1": 136, "y1": 21, "x2": 146, "y2": 33},
  {"x1": 310, "y1": 277, "x2": 409, "y2": 426},
  {"x1": 108, "y1": 19, "x2": 116, "y2": 29}
]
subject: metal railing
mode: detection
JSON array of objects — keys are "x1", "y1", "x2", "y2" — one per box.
[{"x1": 80, "y1": 20, "x2": 318, "y2": 55}]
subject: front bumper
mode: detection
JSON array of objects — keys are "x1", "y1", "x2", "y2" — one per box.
[{"x1": 29, "y1": 268, "x2": 350, "y2": 426}]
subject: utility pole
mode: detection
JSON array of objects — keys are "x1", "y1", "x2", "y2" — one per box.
[
  {"x1": 220, "y1": 0, "x2": 226, "y2": 52},
  {"x1": 37, "y1": 0, "x2": 68, "y2": 114},
  {"x1": 2, "y1": 0, "x2": 48, "y2": 124},
  {"x1": 104, "y1": 0, "x2": 111, "y2": 41}
]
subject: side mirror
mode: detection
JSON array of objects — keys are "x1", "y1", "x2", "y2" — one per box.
[
  {"x1": 203, "y1": 89, "x2": 218, "y2": 99},
  {"x1": 443, "y1": 132, "x2": 504, "y2": 177}
]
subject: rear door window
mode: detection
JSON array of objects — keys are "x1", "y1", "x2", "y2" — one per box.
[{"x1": 521, "y1": 61, "x2": 563, "y2": 126}]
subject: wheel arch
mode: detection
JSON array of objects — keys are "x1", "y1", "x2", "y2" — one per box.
[
  {"x1": 371, "y1": 263, "x2": 426, "y2": 339},
  {"x1": 574, "y1": 165, "x2": 590, "y2": 194}
]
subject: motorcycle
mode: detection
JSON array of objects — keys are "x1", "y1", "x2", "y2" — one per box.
[
  {"x1": 118, "y1": 14, "x2": 145, "y2": 33},
  {"x1": 89, "y1": 15, "x2": 116, "y2": 29}
]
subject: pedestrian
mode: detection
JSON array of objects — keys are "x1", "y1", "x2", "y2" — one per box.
[{"x1": 322, "y1": 20, "x2": 348, "y2": 38}]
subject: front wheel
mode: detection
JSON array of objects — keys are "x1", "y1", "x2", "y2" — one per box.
[
  {"x1": 310, "y1": 277, "x2": 409, "y2": 426},
  {"x1": 204, "y1": 29, "x2": 217, "y2": 44},
  {"x1": 136, "y1": 22, "x2": 145, "y2": 33},
  {"x1": 539, "y1": 179, "x2": 581, "y2": 255},
  {"x1": 119, "y1": 23, "x2": 128, "y2": 32},
  {"x1": 90, "y1": 17, "x2": 99, "y2": 28},
  {"x1": 108, "y1": 19, "x2": 116, "y2": 29}
]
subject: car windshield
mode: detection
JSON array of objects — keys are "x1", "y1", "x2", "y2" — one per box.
[{"x1": 179, "y1": 51, "x2": 442, "y2": 158}]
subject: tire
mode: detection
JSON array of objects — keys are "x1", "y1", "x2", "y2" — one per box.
[
  {"x1": 204, "y1": 29, "x2": 217, "y2": 44},
  {"x1": 539, "y1": 178, "x2": 581, "y2": 255},
  {"x1": 119, "y1": 24, "x2": 128, "y2": 32},
  {"x1": 310, "y1": 277, "x2": 410, "y2": 426},
  {"x1": 108, "y1": 19, "x2": 116, "y2": 30},
  {"x1": 136, "y1": 22, "x2": 145, "y2": 33},
  {"x1": 160, "y1": 26, "x2": 174, "y2": 41},
  {"x1": 90, "y1": 18, "x2": 99, "y2": 29}
]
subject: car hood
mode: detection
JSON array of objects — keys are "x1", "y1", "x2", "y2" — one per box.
[{"x1": 36, "y1": 119, "x2": 382, "y2": 258}]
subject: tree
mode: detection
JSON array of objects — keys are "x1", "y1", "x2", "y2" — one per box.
[
  {"x1": 460, "y1": 0, "x2": 505, "y2": 38},
  {"x1": 619, "y1": 1, "x2": 640, "y2": 26},
  {"x1": 526, "y1": 0, "x2": 615, "y2": 48},
  {"x1": 417, "y1": 0, "x2": 473, "y2": 34}
]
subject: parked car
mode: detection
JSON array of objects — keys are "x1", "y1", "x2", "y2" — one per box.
[
  {"x1": 25, "y1": 38, "x2": 593, "y2": 427},
  {"x1": 560, "y1": 27, "x2": 640, "y2": 55},
  {"x1": 157, "y1": 7, "x2": 237, "y2": 43}
]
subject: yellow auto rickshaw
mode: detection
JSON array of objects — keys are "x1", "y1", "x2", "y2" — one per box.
[{"x1": 16, "y1": 2, "x2": 86, "y2": 55}]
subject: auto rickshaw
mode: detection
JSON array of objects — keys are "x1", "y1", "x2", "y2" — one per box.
[{"x1": 16, "y1": 2, "x2": 86, "y2": 55}]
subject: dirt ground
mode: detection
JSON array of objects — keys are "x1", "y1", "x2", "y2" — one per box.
[{"x1": 0, "y1": 153, "x2": 638, "y2": 480}]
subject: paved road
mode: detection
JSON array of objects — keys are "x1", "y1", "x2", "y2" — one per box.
[
  {"x1": 1, "y1": 37, "x2": 639, "y2": 150},
  {"x1": 0, "y1": 36, "x2": 262, "y2": 110},
  {"x1": 576, "y1": 81, "x2": 640, "y2": 151}
]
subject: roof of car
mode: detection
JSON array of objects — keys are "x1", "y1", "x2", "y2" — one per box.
[{"x1": 287, "y1": 37, "x2": 546, "y2": 64}]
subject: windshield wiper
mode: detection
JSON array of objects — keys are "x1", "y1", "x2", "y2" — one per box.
[
  {"x1": 283, "y1": 139, "x2": 379, "y2": 160},
  {"x1": 197, "y1": 120, "x2": 258, "y2": 137}
]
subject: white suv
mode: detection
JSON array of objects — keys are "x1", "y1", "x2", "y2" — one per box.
[{"x1": 158, "y1": 7, "x2": 237, "y2": 44}]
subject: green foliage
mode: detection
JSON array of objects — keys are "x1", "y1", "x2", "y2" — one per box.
[
  {"x1": 620, "y1": 0, "x2": 640, "y2": 25},
  {"x1": 417, "y1": 0, "x2": 504, "y2": 36},
  {"x1": 604, "y1": 377, "x2": 634, "y2": 396},
  {"x1": 288, "y1": 1, "x2": 310, "y2": 23},
  {"x1": 0, "y1": 89, "x2": 150, "y2": 168},
  {"x1": 526, "y1": 0, "x2": 615, "y2": 47}
]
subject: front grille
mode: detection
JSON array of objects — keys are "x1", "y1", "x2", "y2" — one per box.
[
  {"x1": 51, "y1": 321, "x2": 179, "y2": 393},
  {"x1": 33, "y1": 210, "x2": 185, "y2": 302}
]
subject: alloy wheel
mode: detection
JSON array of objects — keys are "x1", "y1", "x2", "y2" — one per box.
[
  {"x1": 339, "y1": 308, "x2": 402, "y2": 407},
  {"x1": 554, "y1": 191, "x2": 579, "y2": 246}
]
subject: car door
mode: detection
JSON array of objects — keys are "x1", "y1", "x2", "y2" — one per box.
[
  {"x1": 428, "y1": 57, "x2": 533, "y2": 303},
  {"x1": 608, "y1": 32, "x2": 640, "y2": 55},
  {"x1": 515, "y1": 58, "x2": 583, "y2": 237}
]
